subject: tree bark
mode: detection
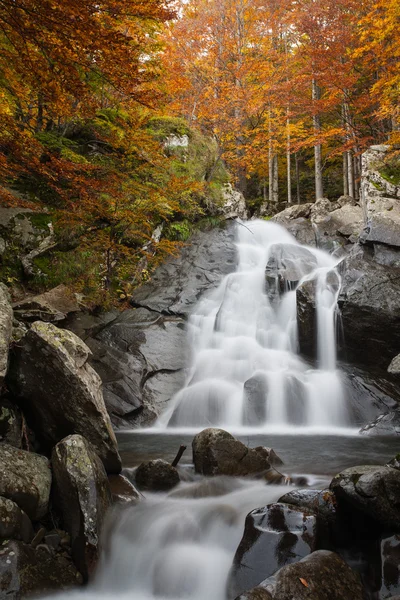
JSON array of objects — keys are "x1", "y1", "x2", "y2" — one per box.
[
  {"x1": 312, "y1": 79, "x2": 323, "y2": 200},
  {"x1": 295, "y1": 152, "x2": 300, "y2": 204}
]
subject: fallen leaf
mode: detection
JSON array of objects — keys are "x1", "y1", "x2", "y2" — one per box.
[{"x1": 299, "y1": 578, "x2": 309, "y2": 587}]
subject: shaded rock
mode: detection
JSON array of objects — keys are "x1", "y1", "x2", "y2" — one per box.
[
  {"x1": 52, "y1": 435, "x2": 112, "y2": 580},
  {"x1": 192, "y1": 428, "x2": 274, "y2": 477},
  {"x1": 387, "y1": 454, "x2": 400, "y2": 470},
  {"x1": 242, "y1": 374, "x2": 268, "y2": 425},
  {"x1": 330, "y1": 465, "x2": 400, "y2": 529},
  {"x1": 229, "y1": 503, "x2": 318, "y2": 597},
  {"x1": 0, "y1": 539, "x2": 82, "y2": 599},
  {"x1": 135, "y1": 459, "x2": 180, "y2": 492},
  {"x1": 9, "y1": 321, "x2": 121, "y2": 473},
  {"x1": 272, "y1": 206, "x2": 315, "y2": 247},
  {"x1": 0, "y1": 284, "x2": 13, "y2": 386},
  {"x1": 13, "y1": 285, "x2": 79, "y2": 323},
  {"x1": 360, "y1": 410, "x2": 400, "y2": 436},
  {"x1": 108, "y1": 475, "x2": 141, "y2": 504},
  {"x1": 296, "y1": 278, "x2": 317, "y2": 357},
  {"x1": 380, "y1": 534, "x2": 400, "y2": 599},
  {"x1": 0, "y1": 444, "x2": 51, "y2": 520},
  {"x1": 374, "y1": 244, "x2": 400, "y2": 268},
  {"x1": 0, "y1": 398, "x2": 22, "y2": 448},
  {"x1": 0, "y1": 497, "x2": 34, "y2": 543},
  {"x1": 261, "y1": 550, "x2": 363, "y2": 600},
  {"x1": 278, "y1": 489, "x2": 337, "y2": 522}
]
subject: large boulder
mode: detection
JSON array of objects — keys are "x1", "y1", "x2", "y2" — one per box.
[
  {"x1": 272, "y1": 204, "x2": 315, "y2": 247},
  {"x1": 338, "y1": 244, "x2": 400, "y2": 368},
  {"x1": 360, "y1": 146, "x2": 400, "y2": 247},
  {"x1": 9, "y1": 321, "x2": 121, "y2": 473},
  {"x1": 0, "y1": 497, "x2": 34, "y2": 543},
  {"x1": 0, "y1": 539, "x2": 81, "y2": 599},
  {"x1": 52, "y1": 435, "x2": 112, "y2": 580},
  {"x1": 229, "y1": 503, "x2": 318, "y2": 597},
  {"x1": 0, "y1": 398, "x2": 22, "y2": 447},
  {"x1": 192, "y1": 428, "x2": 276, "y2": 477},
  {"x1": 380, "y1": 534, "x2": 400, "y2": 599},
  {"x1": 0, "y1": 444, "x2": 51, "y2": 521},
  {"x1": 260, "y1": 550, "x2": 363, "y2": 600},
  {"x1": 0, "y1": 284, "x2": 13, "y2": 386},
  {"x1": 330, "y1": 465, "x2": 400, "y2": 529},
  {"x1": 108, "y1": 475, "x2": 141, "y2": 504},
  {"x1": 266, "y1": 243, "x2": 317, "y2": 291},
  {"x1": 135, "y1": 459, "x2": 180, "y2": 492}
]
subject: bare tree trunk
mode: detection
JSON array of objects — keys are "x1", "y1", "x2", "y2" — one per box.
[
  {"x1": 272, "y1": 155, "x2": 279, "y2": 203},
  {"x1": 312, "y1": 79, "x2": 323, "y2": 200},
  {"x1": 343, "y1": 152, "x2": 349, "y2": 196},
  {"x1": 287, "y1": 110, "x2": 292, "y2": 205},
  {"x1": 295, "y1": 152, "x2": 300, "y2": 204},
  {"x1": 347, "y1": 150, "x2": 354, "y2": 198}
]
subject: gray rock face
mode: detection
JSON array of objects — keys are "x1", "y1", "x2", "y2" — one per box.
[
  {"x1": 108, "y1": 475, "x2": 141, "y2": 504},
  {"x1": 260, "y1": 550, "x2": 363, "y2": 600},
  {"x1": 0, "y1": 497, "x2": 34, "y2": 543},
  {"x1": 0, "y1": 539, "x2": 81, "y2": 599},
  {"x1": 9, "y1": 321, "x2": 121, "y2": 473},
  {"x1": 360, "y1": 410, "x2": 400, "y2": 436},
  {"x1": 0, "y1": 444, "x2": 51, "y2": 521},
  {"x1": 229, "y1": 503, "x2": 318, "y2": 597},
  {"x1": 135, "y1": 459, "x2": 180, "y2": 492},
  {"x1": 0, "y1": 284, "x2": 13, "y2": 385},
  {"x1": 339, "y1": 244, "x2": 400, "y2": 368},
  {"x1": 192, "y1": 428, "x2": 274, "y2": 477},
  {"x1": 272, "y1": 205, "x2": 315, "y2": 247},
  {"x1": 52, "y1": 435, "x2": 112, "y2": 580},
  {"x1": 360, "y1": 146, "x2": 400, "y2": 247},
  {"x1": 388, "y1": 354, "x2": 400, "y2": 374},
  {"x1": 219, "y1": 184, "x2": 248, "y2": 220},
  {"x1": 67, "y1": 224, "x2": 237, "y2": 428},
  {"x1": 12, "y1": 284, "x2": 79, "y2": 323},
  {"x1": 235, "y1": 589, "x2": 272, "y2": 600},
  {"x1": 266, "y1": 244, "x2": 317, "y2": 291},
  {"x1": 330, "y1": 465, "x2": 400, "y2": 529}
]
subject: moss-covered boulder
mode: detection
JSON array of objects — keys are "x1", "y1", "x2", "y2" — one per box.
[
  {"x1": 52, "y1": 435, "x2": 112, "y2": 580},
  {"x1": 9, "y1": 321, "x2": 121, "y2": 473},
  {"x1": 0, "y1": 444, "x2": 51, "y2": 521}
]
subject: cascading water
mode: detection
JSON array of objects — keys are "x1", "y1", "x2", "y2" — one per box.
[{"x1": 156, "y1": 219, "x2": 350, "y2": 433}]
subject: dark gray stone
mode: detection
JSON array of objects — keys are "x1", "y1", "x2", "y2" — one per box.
[
  {"x1": 229, "y1": 503, "x2": 318, "y2": 597},
  {"x1": 330, "y1": 465, "x2": 400, "y2": 529},
  {"x1": 192, "y1": 428, "x2": 275, "y2": 477},
  {"x1": 360, "y1": 410, "x2": 400, "y2": 436},
  {"x1": 380, "y1": 534, "x2": 400, "y2": 599},
  {"x1": 0, "y1": 399, "x2": 22, "y2": 448},
  {"x1": 135, "y1": 459, "x2": 180, "y2": 492},
  {"x1": 108, "y1": 474, "x2": 141, "y2": 504},
  {"x1": 9, "y1": 321, "x2": 121, "y2": 473},
  {"x1": 52, "y1": 435, "x2": 112, "y2": 580},
  {"x1": 0, "y1": 284, "x2": 13, "y2": 385},
  {"x1": 0, "y1": 497, "x2": 34, "y2": 543}
]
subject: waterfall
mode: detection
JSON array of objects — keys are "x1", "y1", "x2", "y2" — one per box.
[{"x1": 156, "y1": 219, "x2": 350, "y2": 433}]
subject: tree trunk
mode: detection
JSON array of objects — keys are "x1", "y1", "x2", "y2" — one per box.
[
  {"x1": 287, "y1": 111, "x2": 292, "y2": 205},
  {"x1": 343, "y1": 152, "x2": 349, "y2": 196},
  {"x1": 295, "y1": 152, "x2": 300, "y2": 204},
  {"x1": 347, "y1": 150, "x2": 354, "y2": 198},
  {"x1": 312, "y1": 80, "x2": 323, "y2": 200}
]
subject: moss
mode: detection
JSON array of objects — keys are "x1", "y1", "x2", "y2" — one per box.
[{"x1": 147, "y1": 116, "x2": 191, "y2": 140}]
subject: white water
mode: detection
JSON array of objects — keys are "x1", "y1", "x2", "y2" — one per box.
[{"x1": 155, "y1": 219, "x2": 350, "y2": 433}]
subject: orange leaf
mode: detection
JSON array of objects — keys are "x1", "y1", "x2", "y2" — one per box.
[{"x1": 299, "y1": 578, "x2": 309, "y2": 587}]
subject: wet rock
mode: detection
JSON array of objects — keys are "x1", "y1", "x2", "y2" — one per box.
[
  {"x1": 0, "y1": 539, "x2": 82, "y2": 599},
  {"x1": 330, "y1": 465, "x2": 400, "y2": 529},
  {"x1": 0, "y1": 284, "x2": 13, "y2": 386},
  {"x1": 339, "y1": 243, "x2": 400, "y2": 369},
  {"x1": 296, "y1": 278, "x2": 317, "y2": 357},
  {"x1": 9, "y1": 321, "x2": 121, "y2": 473},
  {"x1": 135, "y1": 459, "x2": 180, "y2": 492},
  {"x1": 261, "y1": 550, "x2": 363, "y2": 600},
  {"x1": 0, "y1": 398, "x2": 22, "y2": 447},
  {"x1": 360, "y1": 410, "x2": 400, "y2": 436},
  {"x1": 278, "y1": 489, "x2": 337, "y2": 522},
  {"x1": 285, "y1": 376, "x2": 307, "y2": 425},
  {"x1": 242, "y1": 374, "x2": 268, "y2": 425},
  {"x1": 192, "y1": 428, "x2": 275, "y2": 477},
  {"x1": 229, "y1": 503, "x2": 318, "y2": 597},
  {"x1": 387, "y1": 454, "x2": 400, "y2": 470},
  {"x1": 0, "y1": 444, "x2": 51, "y2": 520},
  {"x1": 266, "y1": 244, "x2": 317, "y2": 290},
  {"x1": 379, "y1": 534, "x2": 400, "y2": 599},
  {"x1": 52, "y1": 435, "x2": 112, "y2": 580},
  {"x1": 108, "y1": 474, "x2": 141, "y2": 503},
  {"x1": 272, "y1": 205, "x2": 315, "y2": 247},
  {"x1": 12, "y1": 284, "x2": 79, "y2": 323},
  {"x1": 0, "y1": 497, "x2": 34, "y2": 543}
]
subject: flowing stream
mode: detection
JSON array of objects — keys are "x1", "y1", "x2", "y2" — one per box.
[
  {"x1": 50, "y1": 220, "x2": 364, "y2": 600},
  {"x1": 156, "y1": 219, "x2": 350, "y2": 433}
]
